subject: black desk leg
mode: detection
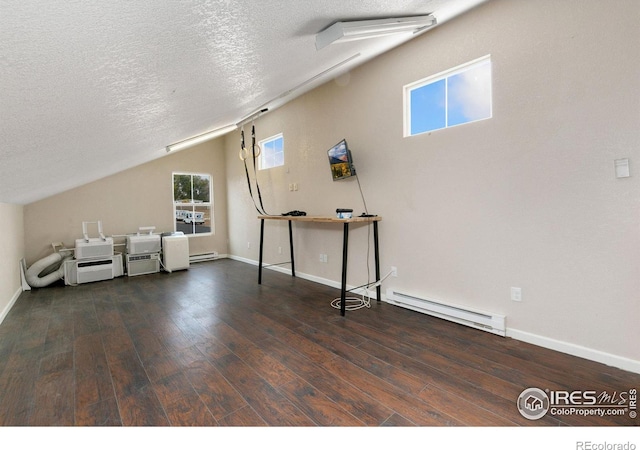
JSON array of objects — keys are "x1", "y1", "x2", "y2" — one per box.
[
  {"x1": 288, "y1": 220, "x2": 296, "y2": 277},
  {"x1": 373, "y1": 220, "x2": 381, "y2": 302},
  {"x1": 340, "y1": 222, "x2": 349, "y2": 316},
  {"x1": 258, "y1": 218, "x2": 265, "y2": 284}
]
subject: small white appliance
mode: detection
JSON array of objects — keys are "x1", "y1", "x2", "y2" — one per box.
[
  {"x1": 126, "y1": 227, "x2": 161, "y2": 255},
  {"x1": 75, "y1": 221, "x2": 114, "y2": 260},
  {"x1": 162, "y1": 233, "x2": 189, "y2": 272},
  {"x1": 126, "y1": 253, "x2": 160, "y2": 277},
  {"x1": 64, "y1": 254, "x2": 123, "y2": 285}
]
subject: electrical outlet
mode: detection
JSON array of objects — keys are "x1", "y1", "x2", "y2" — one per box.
[
  {"x1": 511, "y1": 287, "x2": 522, "y2": 302},
  {"x1": 278, "y1": 246, "x2": 282, "y2": 254},
  {"x1": 247, "y1": 241, "x2": 251, "y2": 249},
  {"x1": 391, "y1": 266, "x2": 398, "y2": 277},
  {"x1": 319, "y1": 253, "x2": 328, "y2": 263}
]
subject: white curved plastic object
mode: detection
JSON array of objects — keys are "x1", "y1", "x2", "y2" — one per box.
[{"x1": 25, "y1": 253, "x2": 67, "y2": 288}]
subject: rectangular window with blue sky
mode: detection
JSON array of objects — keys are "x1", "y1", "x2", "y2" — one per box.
[
  {"x1": 405, "y1": 55, "x2": 492, "y2": 136},
  {"x1": 259, "y1": 133, "x2": 284, "y2": 170}
]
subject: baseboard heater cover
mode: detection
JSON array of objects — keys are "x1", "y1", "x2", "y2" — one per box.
[
  {"x1": 189, "y1": 253, "x2": 219, "y2": 263},
  {"x1": 386, "y1": 289, "x2": 506, "y2": 336}
]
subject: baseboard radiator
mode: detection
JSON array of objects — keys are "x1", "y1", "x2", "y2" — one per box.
[
  {"x1": 386, "y1": 289, "x2": 506, "y2": 337},
  {"x1": 189, "y1": 252, "x2": 219, "y2": 263}
]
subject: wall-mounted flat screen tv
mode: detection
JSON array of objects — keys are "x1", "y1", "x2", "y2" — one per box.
[{"x1": 327, "y1": 139, "x2": 356, "y2": 181}]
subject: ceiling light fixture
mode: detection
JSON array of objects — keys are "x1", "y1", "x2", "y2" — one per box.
[
  {"x1": 315, "y1": 15, "x2": 437, "y2": 50},
  {"x1": 166, "y1": 124, "x2": 238, "y2": 153}
]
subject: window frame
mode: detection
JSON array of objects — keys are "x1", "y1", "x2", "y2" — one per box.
[
  {"x1": 258, "y1": 133, "x2": 284, "y2": 170},
  {"x1": 172, "y1": 172, "x2": 214, "y2": 237},
  {"x1": 403, "y1": 55, "x2": 492, "y2": 137}
]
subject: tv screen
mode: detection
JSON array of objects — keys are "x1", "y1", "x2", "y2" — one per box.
[{"x1": 327, "y1": 139, "x2": 356, "y2": 181}]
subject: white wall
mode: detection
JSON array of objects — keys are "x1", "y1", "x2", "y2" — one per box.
[
  {"x1": 0, "y1": 202, "x2": 25, "y2": 324},
  {"x1": 24, "y1": 139, "x2": 229, "y2": 264},
  {"x1": 225, "y1": 0, "x2": 640, "y2": 371},
  {"x1": 13, "y1": 0, "x2": 639, "y2": 372}
]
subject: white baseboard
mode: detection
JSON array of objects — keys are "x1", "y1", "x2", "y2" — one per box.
[
  {"x1": 228, "y1": 255, "x2": 640, "y2": 375},
  {"x1": 227, "y1": 255, "x2": 378, "y2": 296},
  {"x1": 228, "y1": 255, "x2": 257, "y2": 266},
  {"x1": 379, "y1": 294, "x2": 639, "y2": 375},
  {"x1": 0, "y1": 288, "x2": 22, "y2": 326},
  {"x1": 189, "y1": 253, "x2": 228, "y2": 263},
  {"x1": 507, "y1": 328, "x2": 640, "y2": 375}
]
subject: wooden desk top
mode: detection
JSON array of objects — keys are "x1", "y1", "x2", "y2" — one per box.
[{"x1": 258, "y1": 215, "x2": 381, "y2": 223}]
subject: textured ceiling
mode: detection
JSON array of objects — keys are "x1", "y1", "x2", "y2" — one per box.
[{"x1": 0, "y1": 0, "x2": 486, "y2": 204}]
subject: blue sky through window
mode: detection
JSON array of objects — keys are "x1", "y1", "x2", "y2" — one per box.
[
  {"x1": 407, "y1": 57, "x2": 491, "y2": 136},
  {"x1": 410, "y1": 79, "x2": 446, "y2": 135},
  {"x1": 260, "y1": 134, "x2": 284, "y2": 169},
  {"x1": 447, "y1": 60, "x2": 492, "y2": 127}
]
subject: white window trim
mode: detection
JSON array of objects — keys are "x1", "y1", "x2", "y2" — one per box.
[
  {"x1": 258, "y1": 133, "x2": 284, "y2": 170},
  {"x1": 403, "y1": 54, "x2": 492, "y2": 137},
  {"x1": 172, "y1": 172, "x2": 214, "y2": 237}
]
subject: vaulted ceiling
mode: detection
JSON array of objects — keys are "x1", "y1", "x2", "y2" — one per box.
[{"x1": 1, "y1": 0, "x2": 487, "y2": 204}]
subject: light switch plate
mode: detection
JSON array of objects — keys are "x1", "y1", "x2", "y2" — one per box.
[{"x1": 615, "y1": 158, "x2": 630, "y2": 178}]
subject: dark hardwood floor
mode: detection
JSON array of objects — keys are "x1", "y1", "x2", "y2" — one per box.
[{"x1": 0, "y1": 258, "x2": 638, "y2": 427}]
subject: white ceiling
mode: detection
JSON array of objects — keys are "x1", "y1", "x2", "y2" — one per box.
[{"x1": 0, "y1": 0, "x2": 487, "y2": 205}]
